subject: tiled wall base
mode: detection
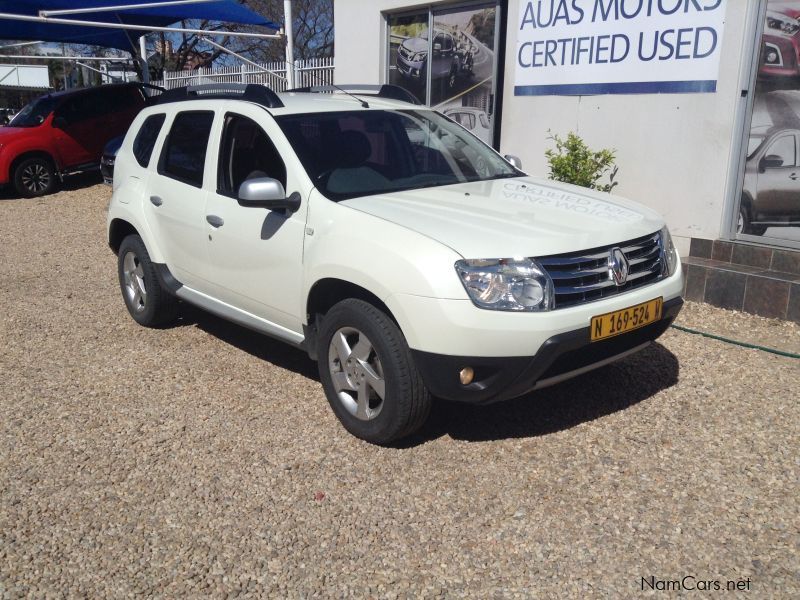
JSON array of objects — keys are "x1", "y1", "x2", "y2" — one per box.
[{"x1": 682, "y1": 239, "x2": 800, "y2": 324}]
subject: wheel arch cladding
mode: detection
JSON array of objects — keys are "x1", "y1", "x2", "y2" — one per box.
[
  {"x1": 108, "y1": 219, "x2": 140, "y2": 254},
  {"x1": 304, "y1": 278, "x2": 400, "y2": 360}
]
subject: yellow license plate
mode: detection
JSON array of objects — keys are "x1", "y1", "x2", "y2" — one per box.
[{"x1": 590, "y1": 297, "x2": 663, "y2": 342}]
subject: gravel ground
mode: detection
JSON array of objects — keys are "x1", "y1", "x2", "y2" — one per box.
[
  {"x1": 676, "y1": 301, "x2": 800, "y2": 356},
  {"x1": 1, "y1": 182, "x2": 798, "y2": 598}
]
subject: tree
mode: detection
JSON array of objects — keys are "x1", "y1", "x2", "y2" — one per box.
[{"x1": 242, "y1": 0, "x2": 333, "y2": 62}]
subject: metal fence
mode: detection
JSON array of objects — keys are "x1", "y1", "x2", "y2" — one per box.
[{"x1": 151, "y1": 57, "x2": 334, "y2": 91}]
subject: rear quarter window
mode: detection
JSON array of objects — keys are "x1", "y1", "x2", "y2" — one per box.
[
  {"x1": 158, "y1": 111, "x2": 215, "y2": 187},
  {"x1": 133, "y1": 113, "x2": 166, "y2": 168}
]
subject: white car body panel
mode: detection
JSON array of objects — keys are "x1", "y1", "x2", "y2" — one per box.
[
  {"x1": 201, "y1": 102, "x2": 311, "y2": 332},
  {"x1": 342, "y1": 177, "x2": 664, "y2": 259},
  {"x1": 303, "y1": 188, "x2": 466, "y2": 304}
]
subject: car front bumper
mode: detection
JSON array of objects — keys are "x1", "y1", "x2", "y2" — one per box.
[
  {"x1": 396, "y1": 55, "x2": 423, "y2": 78},
  {"x1": 412, "y1": 296, "x2": 683, "y2": 404}
]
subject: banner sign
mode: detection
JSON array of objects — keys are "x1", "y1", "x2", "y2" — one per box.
[{"x1": 514, "y1": 0, "x2": 727, "y2": 96}]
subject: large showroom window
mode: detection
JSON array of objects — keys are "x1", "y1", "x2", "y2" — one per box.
[
  {"x1": 733, "y1": 0, "x2": 800, "y2": 249},
  {"x1": 386, "y1": 2, "x2": 501, "y2": 147}
]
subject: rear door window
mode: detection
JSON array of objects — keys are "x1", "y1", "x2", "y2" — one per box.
[
  {"x1": 159, "y1": 111, "x2": 214, "y2": 187},
  {"x1": 133, "y1": 113, "x2": 166, "y2": 168}
]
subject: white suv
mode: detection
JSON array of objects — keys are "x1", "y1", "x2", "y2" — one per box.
[{"x1": 107, "y1": 83, "x2": 684, "y2": 444}]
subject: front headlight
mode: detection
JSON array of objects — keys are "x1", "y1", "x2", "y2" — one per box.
[
  {"x1": 660, "y1": 226, "x2": 678, "y2": 277},
  {"x1": 455, "y1": 258, "x2": 554, "y2": 312},
  {"x1": 412, "y1": 51, "x2": 427, "y2": 62},
  {"x1": 766, "y1": 11, "x2": 800, "y2": 35}
]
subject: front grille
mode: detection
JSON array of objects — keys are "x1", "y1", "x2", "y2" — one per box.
[
  {"x1": 537, "y1": 231, "x2": 664, "y2": 309},
  {"x1": 398, "y1": 45, "x2": 411, "y2": 60}
]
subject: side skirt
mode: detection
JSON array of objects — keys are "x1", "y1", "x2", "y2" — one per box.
[{"x1": 153, "y1": 262, "x2": 306, "y2": 349}]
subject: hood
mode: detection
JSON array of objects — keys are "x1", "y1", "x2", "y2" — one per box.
[
  {"x1": 340, "y1": 177, "x2": 665, "y2": 258},
  {"x1": 401, "y1": 37, "x2": 428, "y2": 53}
]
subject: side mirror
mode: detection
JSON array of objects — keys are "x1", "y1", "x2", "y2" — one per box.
[
  {"x1": 504, "y1": 154, "x2": 523, "y2": 170},
  {"x1": 759, "y1": 154, "x2": 784, "y2": 171},
  {"x1": 237, "y1": 177, "x2": 300, "y2": 213},
  {"x1": 52, "y1": 115, "x2": 67, "y2": 129}
]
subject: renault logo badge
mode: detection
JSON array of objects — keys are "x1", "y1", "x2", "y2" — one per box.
[{"x1": 608, "y1": 247, "x2": 629, "y2": 286}]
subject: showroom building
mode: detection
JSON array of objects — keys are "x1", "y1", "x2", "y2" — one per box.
[{"x1": 334, "y1": 0, "x2": 800, "y2": 321}]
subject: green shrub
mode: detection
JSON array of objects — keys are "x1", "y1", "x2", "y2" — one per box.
[{"x1": 544, "y1": 131, "x2": 619, "y2": 193}]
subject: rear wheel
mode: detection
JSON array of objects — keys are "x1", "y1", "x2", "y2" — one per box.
[
  {"x1": 117, "y1": 235, "x2": 178, "y2": 327},
  {"x1": 13, "y1": 156, "x2": 56, "y2": 197},
  {"x1": 317, "y1": 299, "x2": 431, "y2": 444}
]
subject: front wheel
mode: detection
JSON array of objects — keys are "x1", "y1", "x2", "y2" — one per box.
[
  {"x1": 738, "y1": 204, "x2": 767, "y2": 236},
  {"x1": 13, "y1": 156, "x2": 56, "y2": 197},
  {"x1": 317, "y1": 299, "x2": 431, "y2": 444}
]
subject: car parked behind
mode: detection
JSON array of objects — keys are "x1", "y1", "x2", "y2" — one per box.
[
  {"x1": 0, "y1": 83, "x2": 147, "y2": 197},
  {"x1": 740, "y1": 125, "x2": 800, "y2": 235},
  {"x1": 101, "y1": 136, "x2": 124, "y2": 185},
  {"x1": 397, "y1": 28, "x2": 472, "y2": 90},
  {"x1": 759, "y1": 6, "x2": 800, "y2": 80}
]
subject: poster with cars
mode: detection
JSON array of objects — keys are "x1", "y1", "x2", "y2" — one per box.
[
  {"x1": 388, "y1": 4, "x2": 498, "y2": 146},
  {"x1": 388, "y1": 13, "x2": 429, "y2": 105},
  {"x1": 739, "y1": 0, "x2": 800, "y2": 242}
]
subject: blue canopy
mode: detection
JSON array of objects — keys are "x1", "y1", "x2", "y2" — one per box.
[{"x1": 0, "y1": 0, "x2": 279, "y2": 51}]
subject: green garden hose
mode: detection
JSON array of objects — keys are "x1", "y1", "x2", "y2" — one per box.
[{"x1": 670, "y1": 324, "x2": 800, "y2": 360}]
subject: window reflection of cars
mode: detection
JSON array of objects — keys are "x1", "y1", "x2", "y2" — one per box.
[
  {"x1": 759, "y1": 7, "x2": 800, "y2": 79},
  {"x1": 443, "y1": 107, "x2": 491, "y2": 144},
  {"x1": 396, "y1": 28, "x2": 472, "y2": 89},
  {"x1": 740, "y1": 126, "x2": 800, "y2": 235}
]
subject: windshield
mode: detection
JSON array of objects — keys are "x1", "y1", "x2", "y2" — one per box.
[
  {"x1": 277, "y1": 109, "x2": 520, "y2": 201},
  {"x1": 8, "y1": 96, "x2": 57, "y2": 128}
]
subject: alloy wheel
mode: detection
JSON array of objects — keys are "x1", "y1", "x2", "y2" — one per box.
[
  {"x1": 328, "y1": 326, "x2": 386, "y2": 421},
  {"x1": 122, "y1": 251, "x2": 147, "y2": 313},
  {"x1": 21, "y1": 163, "x2": 51, "y2": 194}
]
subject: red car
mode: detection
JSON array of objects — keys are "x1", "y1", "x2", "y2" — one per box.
[
  {"x1": 0, "y1": 83, "x2": 147, "y2": 197},
  {"x1": 759, "y1": 5, "x2": 800, "y2": 80}
]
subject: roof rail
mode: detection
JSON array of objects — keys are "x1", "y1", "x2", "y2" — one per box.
[
  {"x1": 154, "y1": 83, "x2": 284, "y2": 109},
  {"x1": 286, "y1": 84, "x2": 421, "y2": 105}
]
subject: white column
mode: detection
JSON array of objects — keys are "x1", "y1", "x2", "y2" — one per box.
[
  {"x1": 283, "y1": 0, "x2": 295, "y2": 89},
  {"x1": 139, "y1": 35, "x2": 149, "y2": 86}
]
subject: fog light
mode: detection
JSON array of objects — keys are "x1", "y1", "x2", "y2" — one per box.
[{"x1": 459, "y1": 367, "x2": 474, "y2": 385}]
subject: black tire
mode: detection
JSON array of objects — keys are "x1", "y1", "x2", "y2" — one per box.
[
  {"x1": 117, "y1": 234, "x2": 178, "y2": 327},
  {"x1": 317, "y1": 299, "x2": 431, "y2": 445},
  {"x1": 13, "y1": 156, "x2": 56, "y2": 197},
  {"x1": 739, "y1": 204, "x2": 768, "y2": 236}
]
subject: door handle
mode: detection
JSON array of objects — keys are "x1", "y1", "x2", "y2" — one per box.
[
  {"x1": 206, "y1": 215, "x2": 224, "y2": 228},
  {"x1": 150, "y1": 195, "x2": 163, "y2": 206}
]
